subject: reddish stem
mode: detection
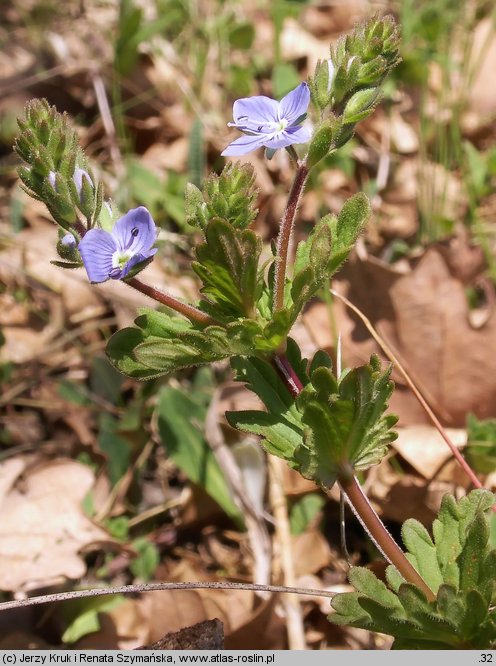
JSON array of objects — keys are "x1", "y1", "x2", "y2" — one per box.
[
  {"x1": 126, "y1": 277, "x2": 215, "y2": 326},
  {"x1": 274, "y1": 351, "x2": 436, "y2": 601},
  {"x1": 273, "y1": 353, "x2": 305, "y2": 396},
  {"x1": 337, "y1": 470, "x2": 436, "y2": 601},
  {"x1": 273, "y1": 164, "x2": 309, "y2": 312}
]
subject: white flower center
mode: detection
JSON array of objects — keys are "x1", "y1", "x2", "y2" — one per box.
[
  {"x1": 265, "y1": 117, "x2": 288, "y2": 139},
  {"x1": 112, "y1": 250, "x2": 133, "y2": 269}
]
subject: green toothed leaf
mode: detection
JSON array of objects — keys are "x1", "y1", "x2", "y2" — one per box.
[
  {"x1": 157, "y1": 386, "x2": 244, "y2": 526},
  {"x1": 193, "y1": 218, "x2": 263, "y2": 320},
  {"x1": 329, "y1": 490, "x2": 496, "y2": 649},
  {"x1": 294, "y1": 355, "x2": 397, "y2": 488}
]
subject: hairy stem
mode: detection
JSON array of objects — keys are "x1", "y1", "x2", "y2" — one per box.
[
  {"x1": 0, "y1": 582, "x2": 334, "y2": 612},
  {"x1": 126, "y1": 277, "x2": 215, "y2": 326},
  {"x1": 337, "y1": 471, "x2": 436, "y2": 602},
  {"x1": 273, "y1": 163, "x2": 309, "y2": 313},
  {"x1": 274, "y1": 352, "x2": 436, "y2": 602}
]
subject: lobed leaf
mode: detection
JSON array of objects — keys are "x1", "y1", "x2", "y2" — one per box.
[
  {"x1": 329, "y1": 490, "x2": 496, "y2": 648},
  {"x1": 193, "y1": 218, "x2": 263, "y2": 319}
]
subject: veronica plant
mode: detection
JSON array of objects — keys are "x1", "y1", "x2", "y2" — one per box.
[{"x1": 13, "y1": 14, "x2": 495, "y2": 649}]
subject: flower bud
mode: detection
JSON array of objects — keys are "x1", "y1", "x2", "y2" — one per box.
[
  {"x1": 73, "y1": 168, "x2": 93, "y2": 199},
  {"x1": 343, "y1": 88, "x2": 382, "y2": 124},
  {"x1": 56, "y1": 232, "x2": 80, "y2": 262},
  {"x1": 306, "y1": 117, "x2": 340, "y2": 168},
  {"x1": 309, "y1": 59, "x2": 335, "y2": 111}
]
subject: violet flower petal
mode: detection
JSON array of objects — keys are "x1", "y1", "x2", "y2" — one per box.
[
  {"x1": 112, "y1": 206, "x2": 157, "y2": 255},
  {"x1": 284, "y1": 124, "x2": 312, "y2": 144},
  {"x1": 78, "y1": 229, "x2": 117, "y2": 283},
  {"x1": 261, "y1": 125, "x2": 311, "y2": 150},
  {"x1": 278, "y1": 82, "x2": 310, "y2": 125},
  {"x1": 231, "y1": 96, "x2": 279, "y2": 128},
  {"x1": 221, "y1": 133, "x2": 268, "y2": 157},
  {"x1": 48, "y1": 171, "x2": 57, "y2": 190},
  {"x1": 73, "y1": 168, "x2": 93, "y2": 198}
]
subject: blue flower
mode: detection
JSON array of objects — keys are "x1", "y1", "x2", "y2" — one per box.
[
  {"x1": 222, "y1": 82, "x2": 311, "y2": 157},
  {"x1": 78, "y1": 206, "x2": 157, "y2": 283}
]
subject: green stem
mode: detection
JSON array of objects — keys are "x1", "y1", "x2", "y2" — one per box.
[
  {"x1": 273, "y1": 163, "x2": 309, "y2": 313},
  {"x1": 126, "y1": 277, "x2": 215, "y2": 326}
]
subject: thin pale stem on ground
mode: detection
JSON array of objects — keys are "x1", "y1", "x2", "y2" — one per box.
[
  {"x1": 126, "y1": 277, "x2": 215, "y2": 326},
  {"x1": 269, "y1": 457, "x2": 307, "y2": 649},
  {"x1": 0, "y1": 582, "x2": 335, "y2": 613},
  {"x1": 273, "y1": 163, "x2": 309, "y2": 313}
]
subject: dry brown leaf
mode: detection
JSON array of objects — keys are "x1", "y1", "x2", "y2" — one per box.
[
  {"x1": 334, "y1": 248, "x2": 496, "y2": 426},
  {"x1": 389, "y1": 110, "x2": 418, "y2": 154},
  {"x1": 280, "y1": 20, "x2": 329, "y2": 72},
  {"x1": 0, "y1": 458, "x2": 109, "y2": 591},
  {"x1": 393, "y1": 425, "x2": 467, "y2": 479},
  {"x1": 292, "y1": 529, "x2": 332, "y2": 578},
  {"x1": 469, "y1": 18, "x2": 496, "y2": 118},
  {"x1": 367, "y1": 459, "x2": 454, "y2": 525}
]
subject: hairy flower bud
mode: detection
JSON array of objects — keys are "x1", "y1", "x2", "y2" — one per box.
[
  {"x1": 306, "y1": 117, "x2": 340, "y2": 168},
  {"x1": 343, "y1": 88, "x2": 382, "y2": 124}
]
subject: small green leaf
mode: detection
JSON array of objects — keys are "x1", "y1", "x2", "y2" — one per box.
[
  {"x1": 306, "y1": 119, "x2": 338, "y2": 168},
  {"x1": 334, "y1": 192, "x2": 371, "y2": 253},
  {"x1": 458, "y1": 510, "x2": 489, "y2": 592},
  {"x1": 343, "y1": 88, "x2": 382, "y2": 124},
  {"x1": 106, "y1": 309, "x2": 260, "y2": 379},
  {"x1": 401, "y1": 519, "x2": 443, "y2": 593},
  {"x1": 194, "y1": 218, "x2": 262, "y2": 319},
  {"x1": 129, "y1": 537, "x2": 160, "y2": 581},
  {"x1": 290, "y1": 493, "x2": 325, "y2": 535},
  {"x1": 349, "y1": 567, "x2": 403, "y2": 611},
  {"x1": 226, "y1": 410, "x2": 303, "y2": 463},
  {"x1": 329, "y1": 490, "x2": 496, "y2": 648},
  {"x1": 287, "y1": 195, "x2": 370, "y2": 324},
  {"x1": 295, "y1": 356, "x2": 397, "y2": 487},
  {"x1": 157, "y1": 386, "x2": 244, "y2": 526},
  {"x1": 62, "y1": 597, "x2": 123, "y2": 644}
]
